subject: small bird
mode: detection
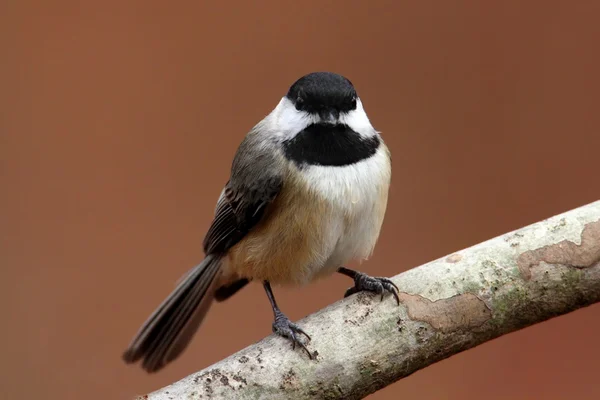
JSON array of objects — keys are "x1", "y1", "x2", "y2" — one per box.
[{"x1": 122, "y1": 72, "x2": 398, "y2": 373}]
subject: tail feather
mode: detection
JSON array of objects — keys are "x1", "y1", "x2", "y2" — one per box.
[{"x1": 122, "y1": 255, "x2": 222, "y2": 373}]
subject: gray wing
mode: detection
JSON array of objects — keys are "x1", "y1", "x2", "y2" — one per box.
[
  {"x1": 203, "y1": 133, "x2": 283, "y2": 255},
  {"x1": 122, "y1": 132, "x2": 282, "y2": 372}
]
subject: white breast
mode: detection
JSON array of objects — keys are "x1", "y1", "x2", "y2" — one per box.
[{"x1": 298, "y1": 145, "x2": 391, "y2": 277}]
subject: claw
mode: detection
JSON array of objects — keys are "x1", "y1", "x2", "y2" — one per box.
[
  {"x1": 294, "y1": 326, "x2": 312, "y2": 342},
  {"x1": 272, "y1": 312, "x2": 313, "y2": 359},
  {"x1": 342, "y1": 270, "x2": 400, "y2": 305}
]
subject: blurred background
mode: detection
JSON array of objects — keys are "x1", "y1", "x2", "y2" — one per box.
[{"x1": 2, "y1": 1, "x2": 599, "y2": 399}]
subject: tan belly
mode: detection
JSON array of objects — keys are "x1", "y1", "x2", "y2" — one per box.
[
  {"x1": 225, "y1": 180, "x2": 334, "y2": 285},
  {"x1": 225, "y1": 145, "x2": 391, "y2": 286}
]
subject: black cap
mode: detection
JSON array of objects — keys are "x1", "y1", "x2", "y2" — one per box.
[{"x1": 286, "y1": 72, "x2": 358, "y2": 119}]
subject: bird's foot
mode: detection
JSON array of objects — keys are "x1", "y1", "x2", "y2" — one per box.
[
  {"x1": 272, "y1": 310, "x2": 313, "y2": 359},
  {"x1": 343, "y1": 270, "x2": 400, "y2": 305}
]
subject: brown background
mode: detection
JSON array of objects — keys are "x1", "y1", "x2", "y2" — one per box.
[{"x1": 2, "y1": 1, "x2": 599, "y2": 399}]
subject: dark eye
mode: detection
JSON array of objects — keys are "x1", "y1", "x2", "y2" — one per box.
[
  {"x1": 295, "y1": 96, "x2": 304, "y2": 111},
  {"x1": 350, "y1": 97, "x2": 357, "y2": 109}
]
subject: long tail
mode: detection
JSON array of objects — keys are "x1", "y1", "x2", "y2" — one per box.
[{"x1": 122, "y1": 255, "x2": 222, "y2": 373}]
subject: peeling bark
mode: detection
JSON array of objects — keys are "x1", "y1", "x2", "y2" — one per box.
[{"x1": 138, "y1": 200, "x2": 600, "y2": 400}]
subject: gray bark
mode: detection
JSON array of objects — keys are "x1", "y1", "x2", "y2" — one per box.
[{"x1": 139, "y1": 200, "x2": 600, "y2": 400}]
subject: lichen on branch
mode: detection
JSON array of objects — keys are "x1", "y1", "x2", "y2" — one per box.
[{"x1": 138, "y1": 200, "x2": 600, "y2": 400}]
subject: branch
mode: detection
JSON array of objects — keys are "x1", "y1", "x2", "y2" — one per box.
[{"x1": 140, "y1": 200, "x2": 600, "y2": 400}]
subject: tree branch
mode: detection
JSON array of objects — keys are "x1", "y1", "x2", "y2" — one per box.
[{"x1": 140, "y1": 200, "x2": 600, "y2": 400}]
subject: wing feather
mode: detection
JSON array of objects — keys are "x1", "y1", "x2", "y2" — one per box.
[{"x1": 202, "y1": 134, "x2": 284, "y2": 256}]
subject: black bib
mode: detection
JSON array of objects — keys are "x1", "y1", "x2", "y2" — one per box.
[{"x1": 283, "y1": 123, "x2": 380, "y2": 167}]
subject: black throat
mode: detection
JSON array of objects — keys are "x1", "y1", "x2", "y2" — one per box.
[{"x1": 283, "y1": 123, "x2": 380, "y2": 167}]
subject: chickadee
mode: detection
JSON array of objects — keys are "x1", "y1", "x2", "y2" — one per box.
[{"x1": 122, "y1": 71, "x2": 398, "y2": 373}]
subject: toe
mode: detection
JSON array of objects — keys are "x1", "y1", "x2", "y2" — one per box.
[
  {"x1": 344, "y1": 273, "x2": 400, "y2": 305},
  {"x1": 381, "y1": 281, "x2": 400, "y2": 305},
  {"x1": 298, "y1": 341, "x2": 313, "y2": 359},
  {"x1": 344, "y1": 286, "x2": 359, "y2": 298},
  {"x1": 272, "y1": 317, "x2": 313, "y2": 358},
  {"x1": 292, "y1": 324, "x2": 312, "y2": 341},
  {"x1": 381, "y1": 278, "x2": 399, "y2": 292},
  {"x1": 289, "y1": 330, "x2": 298, "y2": 350},
  {"x1": 385, "y1": 284, "x2": 400, "y2": 305}
]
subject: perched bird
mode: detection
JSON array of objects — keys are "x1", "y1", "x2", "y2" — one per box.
[{"x1": 122, "y1": 71, "x2": 398, "y2": 373}]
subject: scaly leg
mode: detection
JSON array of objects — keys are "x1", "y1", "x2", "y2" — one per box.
[{"x1": 263, "y1": 281, "x2": 313, "y2": 358}]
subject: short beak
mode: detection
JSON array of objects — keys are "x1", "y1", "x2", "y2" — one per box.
[{"x1": 318, "y1": 109, "x2": 339, "y2": 122}]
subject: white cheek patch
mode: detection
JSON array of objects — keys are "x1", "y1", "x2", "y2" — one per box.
[
  {"x1": 270, "y1": 97, "x2": 319, "y2": 141},
  {"x1": 267, "y1": 96, "x2": 377, "y2": 141},
  {"x1": 339, "y1": 99, "x2": 377, "y2": 139}
]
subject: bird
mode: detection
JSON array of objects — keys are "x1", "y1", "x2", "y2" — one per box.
[{"x1": 122, "y1": 71, "x2": 398, "y2": 373}]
